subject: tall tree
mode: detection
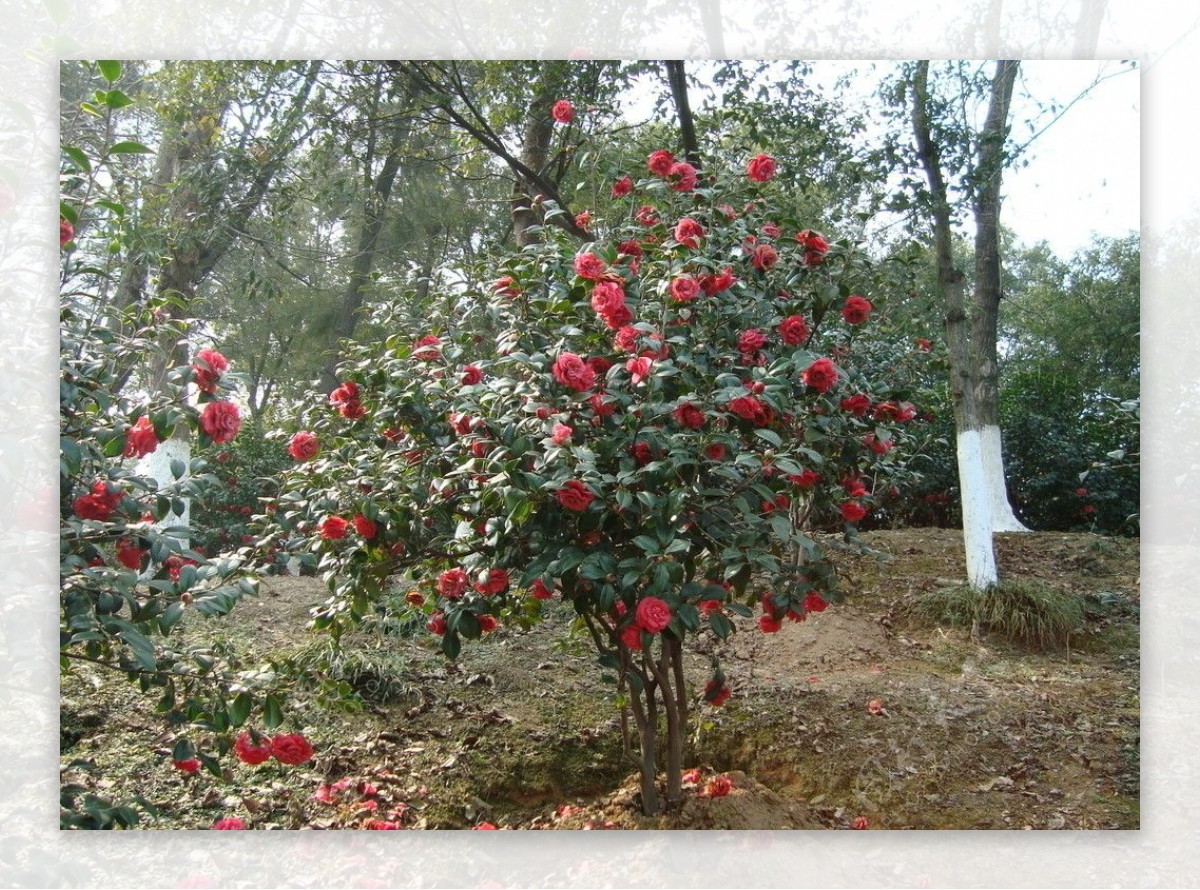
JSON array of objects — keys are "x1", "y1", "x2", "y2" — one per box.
[{"x1": 910, "y1": 59, "x2": 1023, "y2": 589}]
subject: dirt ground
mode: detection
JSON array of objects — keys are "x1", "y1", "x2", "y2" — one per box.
[{"x1": 60, "y1": 528, "x2": 1139, "y2": 830}]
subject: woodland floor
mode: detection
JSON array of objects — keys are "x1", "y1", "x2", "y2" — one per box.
[{"x1": 60, "y1": 528, "x2": 1140, "y2": 830}]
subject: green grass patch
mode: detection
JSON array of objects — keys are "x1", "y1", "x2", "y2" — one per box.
[{"x1": 912, "y1": 579, "x2": 1083, "y2": 650}]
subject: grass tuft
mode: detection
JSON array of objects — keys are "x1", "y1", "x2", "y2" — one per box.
[{"x1": 912, "y1": 579, "x2": 1083, "y2": 650}]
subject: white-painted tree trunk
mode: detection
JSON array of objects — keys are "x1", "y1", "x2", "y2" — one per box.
[
  {"x1": 957, "y1": 429, "x2": 998, "y2": 589},
  {"x1": 136, "y1": 433, "x2": 191, "y2": 549},
  {"x1": 981, "y1": 424, "x2": 1031, "y2": 532}
]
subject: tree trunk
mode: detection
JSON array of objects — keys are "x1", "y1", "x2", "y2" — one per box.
[
  {"x1": 665, "y1": 61, "x2": 701, "y2": 167},
  {"x1": 319, "y1": 75, "x2": 412, "y2": 393},
  {"x1": 911, "y1": 60, "x2": 999, "y2": 589},
  {"x1": 971, "y1": 59, "x2": 1029, "y2": 533},
  {"x1": 511, "y1": 76, "x2": 557, "y2": 247}
]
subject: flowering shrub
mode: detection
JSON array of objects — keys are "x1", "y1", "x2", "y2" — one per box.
[
  {"x1": 59, "y1": 63, "x2": 288, "y2": 828},
  {"x1": 270, "y1": 153, "x2": 923, "y2": 814}
]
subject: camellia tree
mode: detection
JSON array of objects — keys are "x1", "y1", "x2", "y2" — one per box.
[
  {"x1": 269, "y1": 142, "x2": 925, "y2": 815},
  {"x1": 60, "y1": 62, "x2": 313, "y2": 829}
]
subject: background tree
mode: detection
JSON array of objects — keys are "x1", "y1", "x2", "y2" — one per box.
[{"x1": 908, "y1": 58, "x2": 1023, "y2": 590}]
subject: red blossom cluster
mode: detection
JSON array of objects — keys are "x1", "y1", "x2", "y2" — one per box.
[
  {"x1": 123, "y1": 415, "x2": 160, "y2": 459},
  {"x1": 232, "y1": 730, "x2": 314, "y2": 765},
  {"x1": 329, "y1": 380, "x2": 366, "y2": 419},
  {"x1": 73, "y1": 480, "x2": 124, "y2": 521}
]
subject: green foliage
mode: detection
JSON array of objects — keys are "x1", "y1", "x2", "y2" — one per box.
[
  {"x1": 912, "y1": 579, "x2": 1083, "y2": 650},
  {"x1": 60, "y1": 65, "x2": 287, "y2": 825},
  {"x1": 190, "y1": 421, "x2": 293, "y2": 566}
]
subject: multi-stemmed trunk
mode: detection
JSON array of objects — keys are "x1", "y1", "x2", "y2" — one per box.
[{"x1": 620, "y1": 634, "x2": 689, "y2": 816}]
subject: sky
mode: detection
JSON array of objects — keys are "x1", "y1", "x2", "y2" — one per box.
[
  {"x1": 626, "y1": 59, "x2": 1140, "y2": 259},
  {"x1": 1000, "y1": 60, "x2": 1139, "y2": 256}
]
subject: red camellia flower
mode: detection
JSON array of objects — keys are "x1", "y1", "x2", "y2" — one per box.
[
  {"x1": 746, "y1": 153, "x2": 777, "y2": 182},
  {"x1": 461, "y1": 365, "x2": 483, "y2": 386},
  {"x1": 574, "y1": 209, "x2": 592, "y2": 230},
  {"x1": 804, "y1": 592, "x2": 829, "y2": 613},
  {"x1": 839, "y1": 393, "x2": 871, "y2": 417},
  {"x1": 617, "y1": 239, "x2": 643, "y2": 260},
  {"x1": 728, "y1": 395, "x2": 771, "y2": 427},
  {"x1": 234, "y1": 731, "x2": 273, "y2": 765},
  {"x1": 699, "y1": 267, "x2": 736, "y2": 296},
  {"x1": 841, "y1": 295, "x2": 873, "y2": 324},
  {"x1": 863, "y1": 433, "x2": 894, "y2": 455},
  {"x1": 620, "y1": 623, "x2": 644, "y2": 650},
  {"x1": 353, "y1": 514, "x2": 378, "y2": 539},
  {"x1": 759, "y1": 614, "x2": 783, "y2": 633},
  {"x1": 673, "y1": 401, "x2": 705, "y2": 429},
  {"x1": 557, "y1": 479, "x2": 596, "y2": 511},
  {"x1": 60, "y1": 217, "x2": 75, "y2": 247},
  {"x1": 790, "y1": 469, "x2": 821, "y2": 488},
  {"x1": 116, "y1": 538, "x2": 145, "y2": 570},
  {"x1": 851, "y1": 816, "x2": 869, "y2": 830},
  {"x1": 635, "y1": 596, "x2": 672, "y2": 634},
  {"x1": 475, "y1": 568, "x2": 510, "y2": 595},
  {"x1": 319, "y1": 515, "x2": 349, "y2": 540},
  {"x1": 795, "y1": 228, "x2": 830, "y2": 264},
  {"x1": 705, "y1": 442, "x2": 727, "y2": 461},
  {"x1": 611, "y1": 174, "x2": 633, "y2": 197},
  {"x1": 588, "y1": 392, "x2": 617, "y2": 417},
  {"x1": 492, "y1": 275, "x2": 521, "y2": 297},
  {"x1": 552, "y1": 352, "x2": 597, "y2": 392},
  {"x1": 288, "y1": 431, "x2": 320, "y2": 461},
  {"x1": 647, "y1": 149, "x2": 675, "y2": 176},
  {"x1": 438, "y1": 567, "x2": 469, "y2": 599},
  {"x1": 551, "y1": 99, "x2": 575, "y2": 123},
  {"x1": 573, "y1": 251, "x2": 607, "y2": 280},
  {"x1": 635, "y1": 204, "x2": 660, "y2": 226},
  {"x1": 427, "y1": 611, "x2": 447, "y2": 635},
  {"x1": 704, "y1": 678, "x2": 731, "y2": 706},
  {"x1": 673, "y1": 217, "x2": 705, "y2": 248},
  {"x1": 173, "y1": 758, "x2": 201, "y2": 774},
  {"x1": 667, "y1": 161, "x2": 698, "y2": 192},
  {"x1": 590, "y1": 279, "x2": 626, "y2": 317},
  {"x1": 478, "y1": 615, "x2": 499, "y2": 633},
  {"x1": 751, "y1": 242, "x2": 779, "y2": 271},
  {"x1": 761, "y1": 222, "x2": 781, "y2": 239},
  {"x1": 551, "y1": 422, "x2": 573, "y2": 446},
  {"x1": 200, "y1": 401, "x2": 242, "y2": 445},
  {"x1": 778, "y1": 314, "x2": 810, "y2": 346},
  {"x1": 737, "y1": 328, "x2": 767, "y2": 357},
  {"x1": 669, "y1": 275, "x2": 699, "y2": 303},
  {"x1": 625, "y1": 356, "x2": 653, "y2": 385},
  {"x1": 530, "y1": 579, "x2": 554, "y2": 600},
  {"x1": 473, "y1": 822, "x2": 498, "y2": 830},
  {"x1": 366, "y1": 820, "x2": 402, "y2": 830},
  {"x1": 801, "y1": 357, "x2": 839, "y2": 393},
  {"x1": 704, "y1": 775, "x2": 734, "y2": 798},
  {"x1": 841, "y1": 501, "x2": 868, "y2": 523},
  {"x1": 192, "y1": 348, "x2": 229, "y2": 394},
  {"x1": 866, "y1": 699, "x2": 885, "y2": 716},
  {"x1": 212, "y1": 817, "x2": 247, "y2": 830},
  {"x1": 270, "y1": 733, "x2": 314, "y2": 765},
  {"x1": 915, "y1": 337, "x2": 932, "y2": 352},
  {"x1": 1075, "y1": 487, "x2": 1089, "y2": 497},
  {"x1": 122, "y1": 415, "x2": 160, "y2": 460},
  {"x1": 629, "y1": 441, "x2": 654, "y2": 466},
  {"x1": 411, "y1": 334, "x2": 442, "y2": 361},
  {"x1": 614, "y1": 325, "x2": 640, "y2": 353}
]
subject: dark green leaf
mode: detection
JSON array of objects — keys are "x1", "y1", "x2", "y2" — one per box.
[
  {"x1": 262, "y1": 694, "x2": 283, "y2": 729},
  {"x1": 97, "y1": 60, "x2": 122, "y2": 82},
  {"x1": 62, "y1": 146, "x2": 91, "y2": 172},
  {"x1": 107, "y1": 140, "x2": 153, "y2": 155},
  {"x1": 229, "y1": 692, "x2": 252, "y2": 727},
  {"x1": 103, "y1": 90, "x2": 135, "y2": 110}
]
